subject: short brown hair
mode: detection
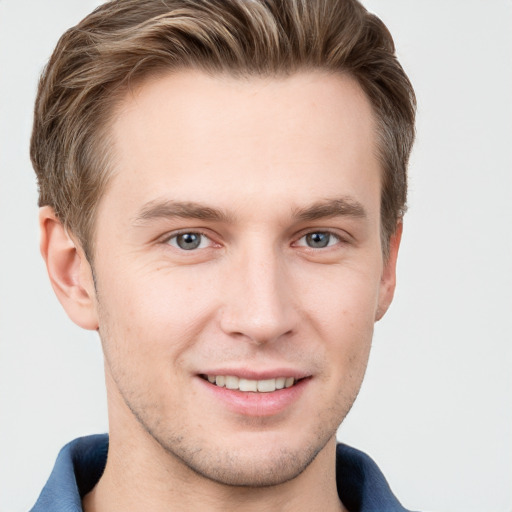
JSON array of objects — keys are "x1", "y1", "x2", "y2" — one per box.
[{"x1": 31, "y1": 0, "x2": 415, "y2": 259}]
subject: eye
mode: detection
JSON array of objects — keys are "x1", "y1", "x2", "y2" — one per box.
[
  {"x1": 167, "y1": 232, "x2": 211, "y2": 251},
  {"x1": 296, "y1": 231, "x2": 340, "y2": 249}
]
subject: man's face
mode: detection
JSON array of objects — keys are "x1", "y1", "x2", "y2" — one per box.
[{"x1": 88, "y1": 70, "x2": 398, "y2": 486}]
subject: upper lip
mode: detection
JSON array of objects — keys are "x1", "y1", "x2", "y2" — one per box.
[{"x1": 197, "y1": 368, "x2": 312, "y2": 380}]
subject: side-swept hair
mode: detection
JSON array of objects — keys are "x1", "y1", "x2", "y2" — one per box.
[{"x1": 31, "y1": 0, "x2": 415, "y2": 259}]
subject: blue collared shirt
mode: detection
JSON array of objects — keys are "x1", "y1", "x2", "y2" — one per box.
[{"x1": 30, "y1": 435, "x2": 414, "y2": 511}]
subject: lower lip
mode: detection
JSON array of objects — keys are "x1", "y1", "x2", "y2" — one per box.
[{"x1": 197, "y1": 377, "x2": 310, "y2": 417}]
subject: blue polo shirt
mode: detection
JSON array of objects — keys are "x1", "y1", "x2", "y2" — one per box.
[{"x1": 30, "y1": 435, "x2": 414, "y2": 511}]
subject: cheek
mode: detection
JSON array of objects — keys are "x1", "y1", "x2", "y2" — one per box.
[
  {"x1": 96, "y1": 263, "x2": 218, "y2": 360},
  {"x1": 303, "y1": 262, "x2": 381, "y2": 328},
  {"x1": 300, "y1": 264, "x2": 380, "y2": 373}
]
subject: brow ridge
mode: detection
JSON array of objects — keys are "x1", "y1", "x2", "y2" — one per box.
[
  {"x1": 133, "y1": 200, "x2": 231, "y2": 225},
  {"x1": 293, "y1": 197, "x2": 367, "y2": 221},
  {"x1": 133, "y1": 196, "x2": 366, "y2": 226}
]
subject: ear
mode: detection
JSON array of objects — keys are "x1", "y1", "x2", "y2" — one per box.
[
  {"x1": 39, "y1": 206, "x2": 99, "y2": 330},
  {"x1": 375, "y1": 222, "x2": 403, "y2": 321}
]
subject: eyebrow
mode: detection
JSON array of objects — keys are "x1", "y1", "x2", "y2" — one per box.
[
  {"x1": 132, "y1": 196, "x2": 366, "y2": 226},
  {"x1": 132, "y1": 200, "x2": 232, "y2": 225},
  {"x1": 293, "y1": 197, "x2": 367, "y2": 221}
]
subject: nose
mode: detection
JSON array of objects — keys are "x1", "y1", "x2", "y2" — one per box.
[{"x1": 219, "y1": 244, "x2": 298, "y2": 345}]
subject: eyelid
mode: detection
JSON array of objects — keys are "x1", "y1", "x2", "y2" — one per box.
[
  {"x1": 157, "y1": 227, "x2": 350, "y2": 250},
  {"x1": 160, "y1": 229, "x2": 218, "y2": 249},
  {"x1": 292, "y1": 228, "x2": 349, "y2": 248}
]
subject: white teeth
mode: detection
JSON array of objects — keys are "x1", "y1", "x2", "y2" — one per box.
[
  {"x1": 225, "y1": 375, "x2": 239, "y2": 389},
  {"x1": 206, "y1": 375, "x2": 297, "y2": 392},
  {"x1": 257, "y1": 379, "x2": 276, "y2": 392},
  {"x1": 239, "y1": 378, "x2": 258, "y2": 392}
]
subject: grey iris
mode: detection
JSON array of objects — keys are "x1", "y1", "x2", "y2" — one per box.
[
  {"x1": 306, "y1": 232, "x2": 330, "y2": 248},
  {"x1": 177, "y1": 233, "x2": 201, "y2": 250}
]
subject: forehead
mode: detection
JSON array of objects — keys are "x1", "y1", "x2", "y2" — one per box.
[{"x1": 104, "y1": 69, "x2": 380, "y2": 219}]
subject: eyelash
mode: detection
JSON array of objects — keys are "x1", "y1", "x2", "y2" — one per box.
[
  {"x1": 294, "y1": 230, "x2": 343, "y2": 249},
  {"x1": 164, "y1": 230, "x2": 216, "y2": 251},
  {"x1": 162, "y1": 229, "x2": 345, "y2": 252}
]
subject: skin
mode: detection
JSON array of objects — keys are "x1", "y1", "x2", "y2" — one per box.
[{"x1": 40, "y1": 70, "x2": 401, "y2": 512}]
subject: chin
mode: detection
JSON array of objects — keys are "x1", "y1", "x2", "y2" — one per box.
[{"x1": 165, "y1": 439, "x2": 327, "y2": 488}]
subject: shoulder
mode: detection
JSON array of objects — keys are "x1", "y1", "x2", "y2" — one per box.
[
  {"x1": 30, "y1": 434, "x2": 108, "y2": 512},
  {"x1": 336, "y1": 443, "x2": 418, "y2": 512}
]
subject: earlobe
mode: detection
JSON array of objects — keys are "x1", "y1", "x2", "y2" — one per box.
[
  {"x1": 375, "y1": 222, "x2": 403, "y2": 322},
  {"x1": 39, "y1": 206, "x2": 99, "y2": 330}
]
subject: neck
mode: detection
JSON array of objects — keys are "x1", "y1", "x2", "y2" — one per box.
[{"x1": 82, "y1": 430, "x2": 346, "y2": 512}]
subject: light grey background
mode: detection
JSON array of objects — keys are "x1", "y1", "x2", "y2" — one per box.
[{"x1": 1, "y1": 1, "x2": 511, "y2": 511}]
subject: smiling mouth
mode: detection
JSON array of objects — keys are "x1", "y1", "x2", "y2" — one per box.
[{"x1": 199, "y1": 374, "x2": 306, "y2": 393}]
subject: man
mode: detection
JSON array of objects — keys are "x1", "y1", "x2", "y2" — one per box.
[{"x1": 30, "y1": 0, "x2": 416, "y2": 510}]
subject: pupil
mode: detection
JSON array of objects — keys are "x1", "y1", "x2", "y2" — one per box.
[
  {"x1": 177, "y1": 233, "x2": 201, "y2": 250},
  {"x1": 307, "y1": 232, "x2": 329, "y2": 248}
]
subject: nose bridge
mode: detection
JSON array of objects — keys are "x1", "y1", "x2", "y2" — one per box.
[{"x1": 220, "y1": 238, "x2": 296, "y2": 344}]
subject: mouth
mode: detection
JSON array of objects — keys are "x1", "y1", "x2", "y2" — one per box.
[
  {"x1": 197, "y1": 371, "x2": 311, "y2": 416},
  {"x1": 199, "y1": 374, "x2": 307, "y2": 393}
]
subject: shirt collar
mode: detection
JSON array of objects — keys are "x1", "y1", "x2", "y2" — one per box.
[{"x1": 31, "y1": 435, "x2": 412, "y2": 512}]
